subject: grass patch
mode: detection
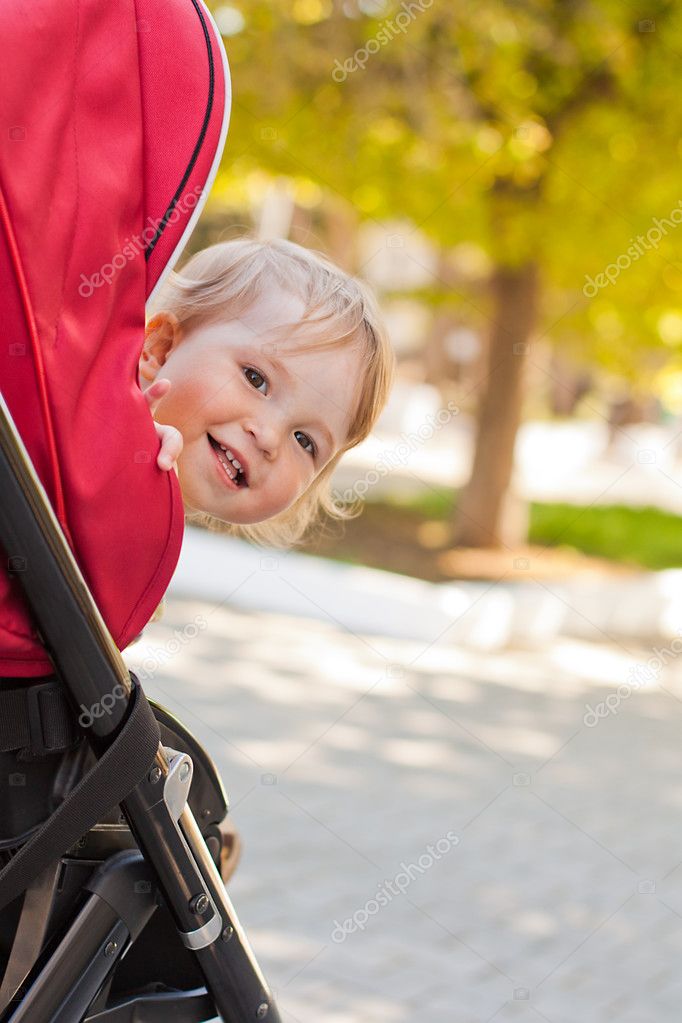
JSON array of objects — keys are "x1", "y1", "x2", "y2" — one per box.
[
  {"x1": 529, "y1": 501, "x2": 682, "y2": 570},
  {"x1": 379, "y1": 488, "x2": 682, "y2": 570},
  {"x1": 386, "y1": 487, "x2": 458, "y2": 520},
  {"x1": 304, "y1": 487, "x2": 682, "y2": 579}
]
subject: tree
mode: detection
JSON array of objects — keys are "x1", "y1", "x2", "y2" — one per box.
[{"x1": 210, "y1": 0, "x2": 682, "y2": 545}]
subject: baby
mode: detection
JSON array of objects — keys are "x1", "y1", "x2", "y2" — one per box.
[{"x1": 141, "y1": 237, "x2": 395, "y2": 549}]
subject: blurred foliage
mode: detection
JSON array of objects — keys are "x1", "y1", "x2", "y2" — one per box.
[
  {"x1": 347, "y1": 488, "x2": 682, "y2": 572},
  {"x1": 210, "y1": 0, "x2": 682, "y2": 385},
  {"x1": 368, "y1": 488, "x2": 682, "y2": 570},
  {"x1": 529, "y1": 500, "x2": 682, "y2": 569}
]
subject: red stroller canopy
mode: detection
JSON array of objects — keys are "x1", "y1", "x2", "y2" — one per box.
[{"x1": 0, "y1": 0, "x2": 230, "y2": 676}]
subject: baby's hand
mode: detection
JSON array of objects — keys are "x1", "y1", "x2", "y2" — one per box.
[{"x1": 145, "y1": 378, "x2": 183, "y2": 473}]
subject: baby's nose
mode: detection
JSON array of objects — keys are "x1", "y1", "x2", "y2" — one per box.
[{"x1": 246, "y1": 418, "x2": 282, "y2": 458}]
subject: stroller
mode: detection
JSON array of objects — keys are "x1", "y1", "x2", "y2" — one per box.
[{"x1": 0, "y1": 1, "x2": 281, "y2": 1019}]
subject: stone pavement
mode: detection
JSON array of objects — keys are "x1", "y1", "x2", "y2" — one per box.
[{"x1": 124, "y1": 591, "x2": 682, "y2": 1022}]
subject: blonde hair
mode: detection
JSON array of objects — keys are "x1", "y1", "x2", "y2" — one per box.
[{"x1": 150, "y1": 237, "x2": 395, "y2": 548}]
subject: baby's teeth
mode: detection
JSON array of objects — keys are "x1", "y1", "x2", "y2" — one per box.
[
  {"x1": 216, "y1": 442, "x2": 242, "y2": 472},
  {"x1": 221, "y1": 447, "x2": 242, "y2": 470}
]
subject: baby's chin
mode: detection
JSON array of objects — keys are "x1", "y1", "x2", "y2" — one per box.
[
  {"x1": 177, "y1": 455, "x2": 301, "y2": 525},
  {"x1": 179, "y1": 478, "x2": 286, "y2": 527}
]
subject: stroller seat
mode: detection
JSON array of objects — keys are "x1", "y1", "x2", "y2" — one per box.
[
  {"x1": 0, "y1": 1, "x2": 281, "y2": 1020},
  {"x1": 0, "y1": 688, "x2": 240, "y2": 1019}
]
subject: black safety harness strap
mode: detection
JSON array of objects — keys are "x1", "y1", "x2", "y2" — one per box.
[
  {"x1": 0, "y1": 678, "x2": 161, "y2": 911},
  {"x1": 0, "y1": 680, "x2": 81, "y2": 755}
]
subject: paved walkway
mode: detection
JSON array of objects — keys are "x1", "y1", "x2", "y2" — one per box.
[
  {"x1": 170, "y1": 525, "x2": 682, "y2": 659},
  {"x1": 123, "y1": 581, "x2": 682, "y2": 1023}
]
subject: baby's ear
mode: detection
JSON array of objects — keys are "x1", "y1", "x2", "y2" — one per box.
[{"x1": 140, "y1": 312, "x2": 182, "y2": 380}]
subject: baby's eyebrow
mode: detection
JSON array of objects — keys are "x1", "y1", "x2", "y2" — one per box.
[{"x1": 265, "y1": 353, "x2": 337, "y2": 453}]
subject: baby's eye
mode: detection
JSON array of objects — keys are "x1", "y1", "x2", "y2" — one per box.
[
  {"x1": 244, "y1": 366, "x2": 268, "y2": 394},
  {"x1": 294, "y1": 430, "x2": 316, "y2": 457}
]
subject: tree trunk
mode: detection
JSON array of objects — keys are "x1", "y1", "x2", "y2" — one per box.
[
  {"x1": 452, "y1": 263, "x2": 539, "y2": 548},
  {"x1": 324, "y1": 198, "x2": 359, "y2": 273}
]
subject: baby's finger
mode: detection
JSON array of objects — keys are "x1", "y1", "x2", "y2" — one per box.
[
  {"x1": 145, "y1": 377, "x2": 171, "y2": 413},
  {"x1": 156, "y1": 424, "x2": 183, "y2": 470}
]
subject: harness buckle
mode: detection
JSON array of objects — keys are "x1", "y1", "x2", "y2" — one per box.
[{"x1": 24, "y1": 682, "x2": 63, "y2": 756}]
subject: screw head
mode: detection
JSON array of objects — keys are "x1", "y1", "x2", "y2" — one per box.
[
  {"x1": 256, "y1": 1004, "x2": 269, "y2": 1019},
  {"x1": 148, "y1": 766, "x2": 162, "y2": 784},
  {"x1": 104, "y1": 941, "x2": 118, "y2": 957},
  {"x1": 189, "y1": 893, "x2": 209, "y2": 915},
  {"x1": 179, "y1": 761, "x2": 191, "y2": 782},
  {"x1": 222, "y1": 925, "x2": 234, "y2": 941}
]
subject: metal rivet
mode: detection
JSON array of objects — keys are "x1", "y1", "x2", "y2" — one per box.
[
  {"x1": 104, "y1": 941, "x2": 118, "y2": 957},
  {"x1": 189, "y1": 893, "x2": 209, "y2": 915},
  {"x1": 179, "y1": 761, "x2": 191, "y2": 781},
  {"x1": 256, "y1": 1004, "x2": 269, "y2": 1019},
  {"x1": 148, "y1": 766, "x2": 161, "y2": 784},
  {"x1": 222, "y1": 925, "x2": 234, "y2": 941}
]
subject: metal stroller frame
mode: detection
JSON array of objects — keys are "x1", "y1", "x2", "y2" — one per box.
[{"x1": 0, "y1": 392, "x2": 282, "y2": 1022}]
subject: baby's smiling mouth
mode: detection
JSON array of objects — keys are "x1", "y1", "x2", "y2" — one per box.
[{"x1": 207, "y1": 434, "x2": 249, "y2": 487}]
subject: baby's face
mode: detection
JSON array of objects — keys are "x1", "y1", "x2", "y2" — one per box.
[{"x1": 140, "y1": 288, "x2": 362, "y2": 524}]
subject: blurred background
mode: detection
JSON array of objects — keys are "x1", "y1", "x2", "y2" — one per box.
[
  {"x1": 128, "y1": 2, "x2": 682, "y2": 1020},
  {"x1": 191, "y1": 0, "x2": 682, "y2": 585}
]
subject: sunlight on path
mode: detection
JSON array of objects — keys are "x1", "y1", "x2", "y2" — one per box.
[{"x1": 125, "y1": 597, "x2": 682, "y2": 1022}]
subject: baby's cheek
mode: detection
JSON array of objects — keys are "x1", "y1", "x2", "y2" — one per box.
[
  {"x1": 287, "y1": 475, "x2": 312, "y2": 510},
  {"x1": 164, "y1": 376, "x2": 215, "y2": 433}
]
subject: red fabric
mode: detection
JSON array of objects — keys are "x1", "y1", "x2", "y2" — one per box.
[
  {"x1": 137, "y1": 0, "x2": 227, "y2": 299},
  {"x1": 0, "y1": 0, "x2": 227, "y2": 676}
]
